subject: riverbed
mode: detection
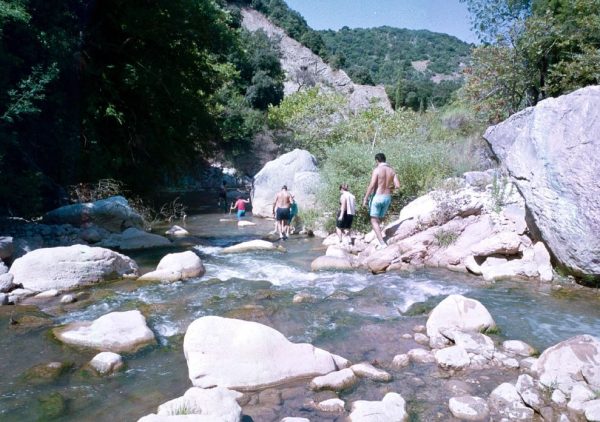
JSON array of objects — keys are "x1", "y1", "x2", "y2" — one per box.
[{"x1": 1, "y1": 213, "x2": 599, "y2": 421}]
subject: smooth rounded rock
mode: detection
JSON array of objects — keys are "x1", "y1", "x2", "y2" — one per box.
[
  {"x1": 221, "y1": 239, "x2": 281, "y2": 254},
  {"x1": 448, "y1": 396, "x2": 489, "y2": 421},
  {"x1": 310, "y1": 368, "x2": 357, "y2": 391},
  {"x1": 138, "y1": 251, "x2": 205, "y2": 282},
  {"x1": 348, "y1": 392, "x2": 408, "y2": 422},
  {"x1": 183, "y1": 316, "x2": 348, "y2": 390},
  {"x1": 53, "y1": 310, "x2": 156, "y2": 353},
  {"x1": 89, "y1": 352, "x2": 124, "y2": 375}
]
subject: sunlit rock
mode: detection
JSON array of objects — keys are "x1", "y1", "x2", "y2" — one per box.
[
  {"x1": 348, "y1": 392, "x2": 408, "y2": 422},
  {"x1": 184, "y1": 316, "x2": 349, "y2": 390},
  {"x1": 426, "y1": 295, "x2": 496, "y2": 348},
  {"x1": 53, "y1": 310, "x2": 156, "y2": 353},
  {"x1": 138, "y1": 251, "x2": 205, "y2": 282},
  {"x1": 9, "y1": 245, "x2": 139, "y2": 292},
  {"x1": 448, "y1": 396, "x2": 489, "y2": 421}
]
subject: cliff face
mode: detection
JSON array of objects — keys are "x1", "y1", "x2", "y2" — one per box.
[{"x1": 241, "y1": 8, "x2": 392, "y2": 113}]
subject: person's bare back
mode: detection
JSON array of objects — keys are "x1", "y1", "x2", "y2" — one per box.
[
  {"x1": 274, "y1": 190, "x2": 292, "y2": 209},
  {"x1": 373, "y1": 164, "x2": 398, "y2": 195}
]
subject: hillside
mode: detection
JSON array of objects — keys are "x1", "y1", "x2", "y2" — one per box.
[
  {"x1": 319, "y1": 26, "x2": 473, "y2": 110},
  {"x1": 241, "y1": 8, "x2": 392, "y2": 113}
]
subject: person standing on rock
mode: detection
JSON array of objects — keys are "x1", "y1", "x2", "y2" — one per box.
[
  {"x1": 272, "y1": 185, "x2": 293, "y2": 240},
  {"x1": 336, "y1": 183, "x2": 356, "y2": 244},
  {"x1": 362, "y1": 153, "x2": 400, "y2": 249}
]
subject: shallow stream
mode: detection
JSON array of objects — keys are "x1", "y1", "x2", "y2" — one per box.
[{"x1": 1, "y1": 213, "x2": 599, "y2": 421}]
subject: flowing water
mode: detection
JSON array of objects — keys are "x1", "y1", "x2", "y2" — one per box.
[{"x1": 1, "y1": 213, "x2": 599, "y2": 421}]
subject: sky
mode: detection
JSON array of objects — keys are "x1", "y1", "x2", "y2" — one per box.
[{"x1": 284, "y1": 0, "x2": 478, "y2": 44}]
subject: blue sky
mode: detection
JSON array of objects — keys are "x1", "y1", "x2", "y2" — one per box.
[{"x1": 285, "y1": 0, "x2": 478, "y2": 44}]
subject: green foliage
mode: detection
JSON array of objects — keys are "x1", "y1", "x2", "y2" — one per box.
[
  {"x1": 267, "y1": 87, "x2": 347, "y2": 160},
  {"x1": 461, "y1": 0, "x2": 600, "y2": 121},
  {"x1": 434, "y1": 229, "x2": 459, "y2": 247},
  {"x1": 319, "y1": 26, "x2": 471, "y2": 110},
  {"x1": 0, "y1": 0, "x2": 283, "y2": 216},
  {"x1": 491, "y1": 174, "x2": 512, "y2": 213}
]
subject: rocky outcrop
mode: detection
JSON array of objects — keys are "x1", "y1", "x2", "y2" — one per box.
[
  {"x1": 183, "y1": 316, "x2": 349, "y2": 390},
  {"x1": 43, "y1": 196, "x2": 144, "y2": 233},
  {"x1": 9, "y1": 245, "x2": 139, "y2": 292},
  {"x1": 333, "y1": 170, "x2": 554, "y2": 282},
  {"x1": 251, "y1": 149, "x2": 321, "y2": 217},
  {"x1": 53, "y1": 310, "x2": 156, "y2": 353},
  {"x1": 484, "y1": 86, "x2": 600, "y2": 279},
  {"x1": 241, "y1": 8, "x2": 392, "y2": 113},
  {"x1": 138, "y1": 251, "x2": 205, "y2": 282}
]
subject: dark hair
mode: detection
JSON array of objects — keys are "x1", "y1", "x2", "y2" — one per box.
[
  {"x1": 339, "y1": 183, "x2": 349, "y2": 191},
  {"x1": 222, "y1": 181, "x2": 227, "y2": 186},
  {"x1": 375, "y1": 153, "x2": 386, "y2": 163},
  {"x1": 282, "y1": 185, "x2": 287, "y2": 190}
]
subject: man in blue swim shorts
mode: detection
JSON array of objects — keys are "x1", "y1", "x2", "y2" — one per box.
[{"x1": 362, "y1": 153, "x2": 400, "y2": 249}]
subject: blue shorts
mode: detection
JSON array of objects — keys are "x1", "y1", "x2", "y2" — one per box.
[
  {"x1": 236, "y1": 210, "x2": 246, "y2": 219},
  {"x1": 370, "y1": 194, "x2": 391, "y2": 219}
]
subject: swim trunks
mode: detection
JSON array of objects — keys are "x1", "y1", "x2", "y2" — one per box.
[
  {"x1": 336, "y1": 212, "x2": 354, "y2": 229},
  {"x1": 370, "y1": 194, "x2": 392, "y2": 219},
  {"x1": 236, "y1": 210, "x2": 246, "y2": 219},
  {"x1": 276, "y1": 207, "x2": 291, "y2": 221}
]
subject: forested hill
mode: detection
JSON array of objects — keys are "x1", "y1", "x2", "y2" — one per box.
[
  {"x1": 319, "y1": 27, "x2": 472, "y2": 85},
  {"x1": 319, "y1": 26, "x2": 473, "y2": 110}
]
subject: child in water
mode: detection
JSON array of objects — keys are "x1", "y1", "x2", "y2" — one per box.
[{"x1": 231, "y1": 196, "x2": 250, "y2": 220}]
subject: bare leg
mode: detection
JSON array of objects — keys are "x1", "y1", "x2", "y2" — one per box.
[
  {"x1": 336, "y1": 227, "x2": 343, "y2": 242},
  {"x1": 371, "y1": 217, "x2": 386, "y2": 247}
]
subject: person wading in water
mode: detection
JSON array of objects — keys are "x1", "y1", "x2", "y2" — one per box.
[
  {"x1": 272, "y1": 185, "x2": 293, "y2": 240},
  {"x1": 362, "y1": 153, "x2": 400, "y2": 249}
]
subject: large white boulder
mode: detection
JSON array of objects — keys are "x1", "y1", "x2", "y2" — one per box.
[
  {"x1": 148, "y1": 387, "x2": 242, "y2": 422},
  {"x1": 484, "y1": 86, "x2": 600, "y2": 278},
  {"x1": 138, "y1": 251, "x2": 205, "y2": 282},
  {"x1": 9, "y1": 245, "x2": 139, "y2": 292},
  {"x1": 183, "y1": 316, "x2": 348, "y2": 390},
  {"x1": 53, "y1": 310, "x2": 156, "y2": 353},
  {"x1": 348, "y1": 392, "x2": 408, "y2": 422},
  {"x1": 426, "y1": 295, "x2": 496, "y2": 348},
  {"x1": 251, "y1": 149, "x2": 321, "y2": 217},
  {"x1": 533, "y1": 334, "x2": 600, "y2": 394},
  {"x1": 43, "y1": 196, "x2": 144, "y2": 233}
]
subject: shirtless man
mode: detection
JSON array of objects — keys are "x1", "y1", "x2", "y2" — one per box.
[
  {"x1": 362, "y1": 153, "x2": 400, "y2": 249},
  {"x1": 272, "y1": 185, "x2": 293, "y2": 239}
]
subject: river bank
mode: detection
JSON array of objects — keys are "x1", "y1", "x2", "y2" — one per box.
[{"x1": 1, "y1": 213, "x2": 600, "y2": 421}]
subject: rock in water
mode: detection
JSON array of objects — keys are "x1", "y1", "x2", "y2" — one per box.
[
  {"x1": 9, "y1": 245, "x2": 139, "y2": 292},
  {"x1": 348, "y1": 392, "x2": 408, "y2": 422},
  {"x1": 53, "y1": 310, "x2": 156, "y2": 353},
  {"x1": 221, "y1": 239, "x2": 281, "y2": 254},
  {"x1": 183, "y1": 316, "x2": 349, "y2": 390},
  {"x1": 484, "y1": 86, "x2": 600, "y2": 278},
  {"x1": 251, "y1": 149, "x2": 321, "y2": 217},
  {"x1": 138, "y1": 251, "x2": 205, "y2": 282},
  {"x1": 426, "y1": 294, "x2": 496, "y2": 349}
]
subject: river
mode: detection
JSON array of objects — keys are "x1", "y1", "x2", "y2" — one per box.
[{"x1": 1, "y1": 213, "x2": 599, "y2": 421}]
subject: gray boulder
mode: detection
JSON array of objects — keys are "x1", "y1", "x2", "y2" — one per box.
[
  {"x1": 484, "y1": 86, "x2": 600, "y2": 278},
  {"x1": 251, "y1": 149, "x2": 321, "y2": 217},
  {"x1": 348, "y1": 392, "x2": 408, "y2": 422},
  {"x1": 43, "y1": 196, "x2": 144, "y2": 233},
  {"x1": 98, "y1": 227, "x2": 171, "y2": 250},
  {"x1": 9, "y1": 245, "x2": 139, "y2": 292}
]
